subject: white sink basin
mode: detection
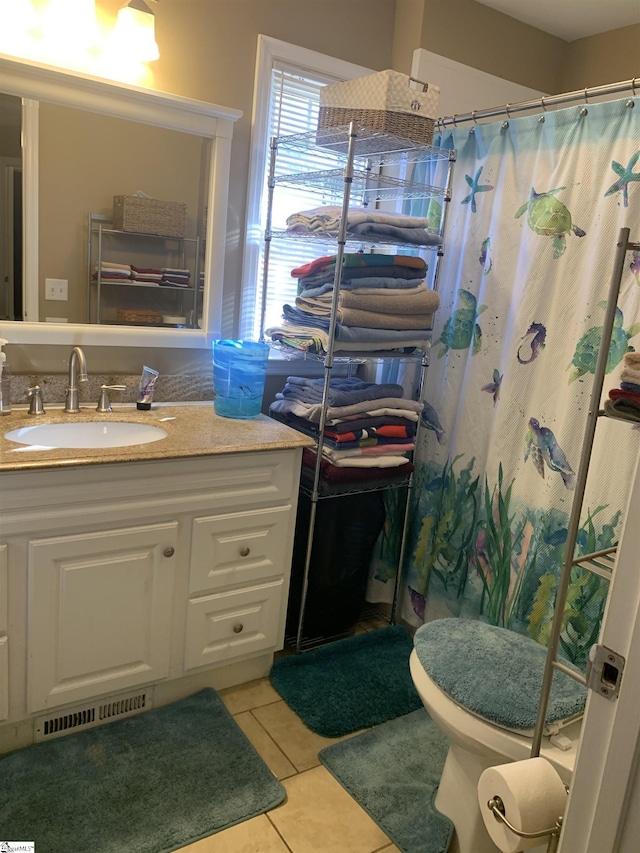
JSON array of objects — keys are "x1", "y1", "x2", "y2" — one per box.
[{"x1": 5, "y1": 421, "x2": 168, "y2": 449}]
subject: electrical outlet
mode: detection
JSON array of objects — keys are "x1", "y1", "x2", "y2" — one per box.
[{"x1": 45, "y1": 278, "x2": 68, "y2": 301}]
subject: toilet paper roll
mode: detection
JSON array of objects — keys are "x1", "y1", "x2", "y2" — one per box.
[{"x1": 477, "y1": 758, "x2": 568, "y2": 853}]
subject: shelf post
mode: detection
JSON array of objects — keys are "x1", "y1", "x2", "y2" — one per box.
[{"x1": 531, "y1": 227, "x2": 632, "y2": 756}]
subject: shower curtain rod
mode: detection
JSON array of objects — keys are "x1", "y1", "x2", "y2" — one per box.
[{"x1": 436, "y1": 77, "x2": 638, "y2": 128}]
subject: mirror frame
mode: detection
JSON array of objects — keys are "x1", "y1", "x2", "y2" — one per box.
[{"x1": 0, "y1": 54, "x2": 241, "y2": 349}]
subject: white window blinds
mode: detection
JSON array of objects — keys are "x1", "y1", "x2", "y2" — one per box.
[{"x1": 253, "y1": 63, "x2": 346, "y2": 341}]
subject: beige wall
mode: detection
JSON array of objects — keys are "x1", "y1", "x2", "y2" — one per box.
[
  {"x1": 563, "y1": 24, "x2": 640, "y2": 91},
  {"x1": 417, "y1": 0, "x2": 567, "y2": 93},
  {"x1": 12, "y1": 0, "x2": 640, "y2": 376},
  {"x1": 392, "y1": 0, "x2": 425, "y2": 75}
]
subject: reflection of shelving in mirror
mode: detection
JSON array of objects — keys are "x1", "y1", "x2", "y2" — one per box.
[{"x1": 86, "y1": 214, "x2": 202, "y2": 328}]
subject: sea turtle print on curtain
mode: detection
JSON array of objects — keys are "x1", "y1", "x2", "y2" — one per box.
[{"x1": 371, "y1": 97, "x2": 640, "y2": 670}]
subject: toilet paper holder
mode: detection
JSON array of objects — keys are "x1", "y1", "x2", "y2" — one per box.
[{"x1": 487, "y1": 795, "x2": 564, "y2": 852}]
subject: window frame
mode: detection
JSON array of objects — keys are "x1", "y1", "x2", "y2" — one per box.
[{"x1": 239, "y1": 35, "x2": 372, "y2": 340}]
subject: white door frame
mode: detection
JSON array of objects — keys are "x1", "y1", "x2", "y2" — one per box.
[{"x1": 559, "y1": 444, "x2": 640, "y2": 852}]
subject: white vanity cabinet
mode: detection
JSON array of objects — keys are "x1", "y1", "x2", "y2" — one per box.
[
  {"x1": 0, "y1": 544, "x2": 8, "y2": 722},
  {"x1": 0, "y1": 446, "x2": 302, "y2": 736}
]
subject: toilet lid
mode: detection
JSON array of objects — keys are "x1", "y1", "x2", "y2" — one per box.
[{"x1": 413, "y1": 618, "x2": 586, "y2": 733}]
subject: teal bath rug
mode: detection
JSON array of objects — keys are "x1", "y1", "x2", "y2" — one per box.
[
  {"x1": 270, "y1": 625, "x2": 422, "y2": 737},
  {"x1": 320, "y1": 708, "x2": 453, "y2": 853},
  {"x1": 0, "y1": 688, "x2": 285, "y2": 853}
]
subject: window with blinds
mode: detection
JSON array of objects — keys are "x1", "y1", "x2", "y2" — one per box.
[{"x1": 252, "y1": 63, "x2": 347, "y2": 341}]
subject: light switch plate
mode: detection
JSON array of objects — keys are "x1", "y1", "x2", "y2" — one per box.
[{"x1": 45, "y1": 278, "x2": 68, "y2": 301}]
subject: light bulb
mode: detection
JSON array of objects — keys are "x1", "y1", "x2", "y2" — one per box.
[{"x1": 113, "y1": 0, "x2": 159, "y2": 62}]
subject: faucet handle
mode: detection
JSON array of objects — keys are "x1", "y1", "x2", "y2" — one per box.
[
  {"x1": 96, "y1": 384, "x2": 126, "y2": 413},
  {"x1": 28, "y1": 385, "x2": 46, "y2": 415}
]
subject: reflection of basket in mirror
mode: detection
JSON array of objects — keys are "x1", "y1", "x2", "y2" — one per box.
[
  {"x1": 117, "y1": 308, "x2": 163, "y2": 326},
  {"x1": 112, "y1": 195, "x2": 187, "y2": 238}
]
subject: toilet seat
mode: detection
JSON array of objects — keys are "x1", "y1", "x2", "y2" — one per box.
[
  {"x1": 409, "y1": 649, "x2": 579, "y2": 780},
  {"x1": 412, "y1": 618, "x2": 586, "y2": 735}
]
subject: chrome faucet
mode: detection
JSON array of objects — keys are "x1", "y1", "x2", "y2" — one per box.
[{"x1": 64, "y1": 346, "x2": 88, "y2": 413}]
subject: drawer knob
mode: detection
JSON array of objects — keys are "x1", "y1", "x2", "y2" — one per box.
[
  {"x1": 239, "y1": 546, "x2": 250, "y2": 557},
  {"x1": 233, "y1": 623, "x2": 244, "y2": 634},
  {"x1": 163, "y1": 546, "x2": 175, "y2": 558}
]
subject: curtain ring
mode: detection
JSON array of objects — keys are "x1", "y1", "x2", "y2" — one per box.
[
  {"x1": 471, "y1": 110, "x2": 478, "y2": 126},
  {"x1": 540, "y1": 96, "x2": 548, "y2": 112},
  {"x1": 451, "y1": 114, "x2": 459, "y2": 127},
  {"x1": 632, "y1": 78, "x2": 638, "y2": 96},
  {"x1": 505, "y1": 103, "x2": 512, "y2": 119},
  {"x1": 584, "y1": 88, "x2": 590, "y2": 104}
]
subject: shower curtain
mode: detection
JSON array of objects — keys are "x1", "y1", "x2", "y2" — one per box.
[{"x1": 368, "y1": 96, "x2": 640, "y2": 668}]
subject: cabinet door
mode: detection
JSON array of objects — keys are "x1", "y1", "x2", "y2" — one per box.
[
  {"x1": 27, "y1": 522, "x2": 178, "y2": 713},
  {"x1": 185, "y1": 580, "x2": 284, "y2": 670},
  {"x1": 0, "y1": 544, "x2": 7, "y2": 722},
  {"x1": 189, "y1": 505, "x2": 293, "y2": 595}
]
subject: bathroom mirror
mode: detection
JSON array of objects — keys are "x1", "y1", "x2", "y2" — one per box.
[{"x1": 0, "y1": 54, "x2": 241, "y2": 349}]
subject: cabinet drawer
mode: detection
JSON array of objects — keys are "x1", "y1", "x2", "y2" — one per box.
[
  {"x1": 189, "y1": 505, "x2": 293, "y2": 595},
  {"x1": 184, "y1": 580, "x2": 283, "y2": 670}
]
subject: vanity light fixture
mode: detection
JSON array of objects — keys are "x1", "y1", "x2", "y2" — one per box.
[{"x1": 114, "y1": 0, "x2": 160, "y2": 62}]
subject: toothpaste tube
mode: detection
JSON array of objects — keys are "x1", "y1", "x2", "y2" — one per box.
[{"x1": 137, "y1": 365, "x2": 159, "y2": 410}]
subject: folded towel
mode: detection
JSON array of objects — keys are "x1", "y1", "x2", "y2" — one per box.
[
  {"x1": 620, "y1": 367, "x2": 640, "y2": 386},
  {"x1": 286, "y1": 206, "x2": 432, "y2": 232},
  {"x1": 266, "y1": 323, "x2": 428, "y2": 355},
  {"x1": 131, "y1": 265, "x2": 162, "y2": 275},
  {"x1": 295, "y1": 283, "x2": 430, "y2": 315},
  {"x1": 99, "y1": 261, "x2": 132, "y2": 271},
  {"x1": 291, "y1": 253, "x2": 426, "y2": 278},
  {"x1": 322, "y1": 443, "x2": 414, "y2": 461},
  {"x1": 624, "y1": 352, "x2": 640, "y2": 367},
  {"x1": 299, "y1": 265, "x2": 426, "y2": 289},
  {"x1": 269, "y1": 394, "x2": 423, "y2": 424},
  {"x1": 320, "y1": 454, "x2": 412, "y2": 469},
  {"x1": 609, "y1": 388, "x2": 640, "y2": 404},
  {"x1": 301, "y1": 447, "x2": 413, "y2": 484},
  {"x1": 604, "y1": 398, "x2": 640, "y2": 423},
  {"x1": 324, "y1": 424, "x2": 415, "y2": 442},
  {"x1": 336, "y1": 307, "x2": 434, "y2": 331},
  {"x1": 282, "y1": 376, "x2": 404, "y2": 406},
  {"x1": 347, "y1": 221, "x2": 442, "y2": 246},
  {"x1": 339, "y1": 287, "x2": 439, "y2": 315},
  {"x1": 299, "y1": 277, "x2": 425, "y2": 299}
]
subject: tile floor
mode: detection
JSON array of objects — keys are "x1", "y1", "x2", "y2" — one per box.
[{"x1": 179, "y1": 619, "x2": 402, "y2": 853}]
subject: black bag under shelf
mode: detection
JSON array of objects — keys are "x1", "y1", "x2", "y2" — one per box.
[{"x1": 286, "y1": 488, "x2": 386, "y2": 640}]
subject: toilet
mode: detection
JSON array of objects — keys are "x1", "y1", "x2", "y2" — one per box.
[{"x1": 409, "y1": 618, "x2": 585, "y2": 853}]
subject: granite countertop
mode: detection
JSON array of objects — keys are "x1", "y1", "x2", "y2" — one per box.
[{"x1": 0, "y1": 403, "x2": 314, "y2": 472}]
